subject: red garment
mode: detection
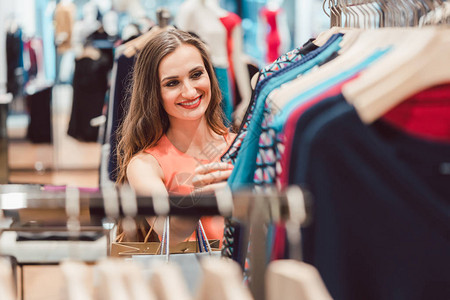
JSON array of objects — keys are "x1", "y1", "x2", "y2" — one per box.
[
  {"x1": 260, "y1": 7, "x2": 282, "y2": 63},
  {"x1": 281, "y1": 79, "x2": 450, "y2": 187},
  {"x1": 382, "y1": 83, "x2": 450, "y2": 143},
  {"x1": 219, "y1": 12, "x2": 241, "y2": 105},
  {"x1": 270, "y1": 222, "x2": 286, "y2": 261}
]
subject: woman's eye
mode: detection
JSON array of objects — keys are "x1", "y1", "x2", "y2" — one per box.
[
  {"x1": 191, "y1": 71, "x2": 203, "y2": 79},
  {"x1": 165, "y1": 80, "x2": 179, "y2": 87}
]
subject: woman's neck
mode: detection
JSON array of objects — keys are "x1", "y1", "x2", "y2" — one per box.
[{"x1": 166, "y1": 118, "x2": 220, "y2": 154}]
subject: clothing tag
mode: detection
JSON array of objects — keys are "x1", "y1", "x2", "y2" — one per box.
[{"x1": 439, "y1": 163, "x2": 450, "y2": 175}]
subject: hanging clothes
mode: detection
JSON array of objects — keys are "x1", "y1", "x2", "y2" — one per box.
[
  {"x1": 220, "y1": 38, "x2": 318, "y2": 166},
  {"x1": 220, "y1": 36, "x2": 335, "y2": 263},
  {"x1": 214, "y1": 66, "x2": 233, "y2": 123},
  {"x1": 106, "y1": 53, "x2": 136, "y2": 182},
  {"x1": 67, "y1": 52, "x2": 110, "y2": 142},
  {"x1": 219, "y1": 12, "x2": 242, "y2": 107},
  {"x1": 26, "y1": 85, "x2": 53, "y2": 143},
  {"x1": 227, "y1": 34, "x2": 343, "y2": 191},
  {"x1": 6, "y1": 28, "x2": 23, "y2": 97},
  {"x1": 276, "y1": 47, "x2": 391, "y2": 187},
  {"x1": 53, "y1": 1, "x2": 76, "y2": 55},
  {"x1": 260, "y1": 6, "x2": 282, "y2": 63},
  {"x1": 288, "y1": 94, "x2": 450, "y2": 300}
]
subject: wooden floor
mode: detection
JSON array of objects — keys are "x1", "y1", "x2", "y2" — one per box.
[{"x1": 7, "y1": 84, "x2": 102, "y2": 188}]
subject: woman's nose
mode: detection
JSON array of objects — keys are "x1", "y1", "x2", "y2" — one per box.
[{"x1": 181, "y1": 81, "x2": 197, "y2": 98}]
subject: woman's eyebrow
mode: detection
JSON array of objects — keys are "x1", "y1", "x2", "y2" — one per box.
[
  {"x1": 189, "y1": 65, "x2": 204, "y2": 72},
  {"x1": 160, "y1": 75, "x2": 178, "y2": 83}
]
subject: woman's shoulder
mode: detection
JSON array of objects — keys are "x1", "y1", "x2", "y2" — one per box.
[
  {"x1": 126, "y1": 151, "x2": 166, "y2": 195},
  {"x1": 127, "y1": 151, "x2": 163, "y2": 178}
]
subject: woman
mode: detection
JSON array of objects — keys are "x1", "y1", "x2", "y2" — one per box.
[{"x1": 116, "y1": 29, "x2": 235, "y2": 244}]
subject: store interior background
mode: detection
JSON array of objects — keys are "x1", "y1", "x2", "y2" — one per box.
[{"x1": 0, "y1": 0, "x2": 329, "y2": 188}]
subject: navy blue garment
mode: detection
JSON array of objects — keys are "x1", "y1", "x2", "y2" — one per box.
[
  {"x1": 107, "y1": 54, "x2": 135, "y2": 182},
  {"x1": 289, "y1": 94, "x2": 450, "y2": 300}
]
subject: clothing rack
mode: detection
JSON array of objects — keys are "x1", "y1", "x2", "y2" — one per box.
[
  {"x1": 0, "y1": 184, "x2": 306, "y2": 222},
  {"x1": 0, "y1": 184, "x2": 309, "y2": 300},
  {"x1": 324, "y1": 0, "x2": 445, "y2": 28}
]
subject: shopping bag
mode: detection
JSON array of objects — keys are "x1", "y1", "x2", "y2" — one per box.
[
  {"x1": 110, "y1": 217, "x2": 220, "y2": 258},
  {"x1": 129, "y1": 218, "x2": 221, "y2": 294}
]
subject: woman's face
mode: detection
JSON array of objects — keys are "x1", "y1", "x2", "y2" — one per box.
[{"x1": 158, "y1": 44, "x2": 211, "y2": 124}]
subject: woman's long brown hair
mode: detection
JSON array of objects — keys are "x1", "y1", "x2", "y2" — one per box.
[{"x1": 116, "y1": 29, "x2": 227, "y2": 185}]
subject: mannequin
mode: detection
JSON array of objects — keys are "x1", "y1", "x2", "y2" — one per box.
[
  {"x1": 72, "y1": 1, "x2": 102, "y2": 58},
  {"x1": 102, "y1": 10, "x2": 119, "y2": 37},
  {"x1": 111, "y1": 0, "x2": 145, "y2": 20},
  {"x1": 258, "y1": 0, "x2": 291, "y2": 63},
  {"x1": 176, "y1": 0, "x2": 251, "y2": 124}
]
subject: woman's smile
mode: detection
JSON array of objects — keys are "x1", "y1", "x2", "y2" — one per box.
[{"x1": 177, "y1": 95, "x2": 202, "y2": 109}]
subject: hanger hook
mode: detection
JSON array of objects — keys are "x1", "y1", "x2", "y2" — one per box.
[{"x1": 323, "y1": 0, "x2": 331, "y2": 18}]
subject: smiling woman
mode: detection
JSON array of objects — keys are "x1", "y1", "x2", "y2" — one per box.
[
  {"x1": 159, "y1": 45, "x2": 211, "y2": 122},
  {"x1": 116, "y1": 29, "x2": 236, "y2": 244}
]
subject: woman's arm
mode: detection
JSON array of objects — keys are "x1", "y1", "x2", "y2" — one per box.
[{"x1": 127, "y1": 153, "x2": 199, "y2": 244}]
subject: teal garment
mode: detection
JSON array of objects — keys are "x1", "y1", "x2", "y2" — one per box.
[
  {"x1": 214, "y1": 66, "x2": 233, "y2": 124},
  {"x1": 228, "y1": 35, "x2": 344, "y2": 191},
  {"x1": 36, "y1": 0, "x2": 56, "y2": 81},
  {"x1": 271, "y1": 47, "x2": 392, "y2": 132}
]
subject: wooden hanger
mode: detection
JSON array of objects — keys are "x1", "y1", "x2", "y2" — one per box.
[
  {"x1": 249, "y1": 26, "x2": 353, "y2": 92},
  {"x1": 268, "y1": 27, "x2": 424, "y2": 111},
  {"x1": 312, "y1": 26, "x2": 351, "y2": 47},
  {"x1": 60, "y1": 260, "x2": 94, "y2": 300},
  {"x1": 196, "y1": 257, "x2": 254, "y2": 300},
  {"x1": 150, "y1": 262, "x2": 193, "y2": 300},
  {"x1": 266, "y1": 260, "x2": 332, "y2": 300},
  {"x1": 97, "y1": 258, "x2": 133, "y2": 300},
  {"x1": 121, "y1": 261, "x2": 157, "y2": 300},
  {"x1": 0, "y1": 258, "x2": 16, "y2": 300},
  {"x1": 342, "y1": 27, "x2": 447, "y2": 124}
]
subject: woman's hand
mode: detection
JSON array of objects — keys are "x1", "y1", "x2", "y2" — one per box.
[{"x1": 192, "y1": 162, "x2": 234, "y2": 193}]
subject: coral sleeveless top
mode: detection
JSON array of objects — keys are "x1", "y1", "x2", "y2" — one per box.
[
  {"x1": 144, "y1": 134, "x2": 232, "y2": 195},
  {"x1": 144, "y1": 134, "x2": 232, "y2": 241}
]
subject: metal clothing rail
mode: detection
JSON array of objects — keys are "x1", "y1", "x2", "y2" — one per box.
[
  {"x1": 0, "y1": 184, "x2": 309, "y2": 300},
  {"x1": 0, "y1": 184, "x2": 306, "y2": 224}
]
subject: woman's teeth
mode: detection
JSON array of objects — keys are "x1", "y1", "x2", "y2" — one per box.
[{"x1": 179, "y1": 97, "x2": 200, "y2": 106}]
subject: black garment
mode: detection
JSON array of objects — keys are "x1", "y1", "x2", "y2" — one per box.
[
  {"x1": 107, "y1": 54, "x2": 135, "y2": 181},
  {"x1": 6, "y1": 30, "x2": 23, "y2": 97},
  {"x1": 290, "y1": 94, "x2": 450, "y2": 300},
  {"x1": 67, "y1": 54, "x2": 109, "y2": 142},
  {"x1": 86, "y1": 29, "x2": 118, "y2": 70},
  {"x1": 26, "y1": 86, "x2": 53, "y2": 143}
]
